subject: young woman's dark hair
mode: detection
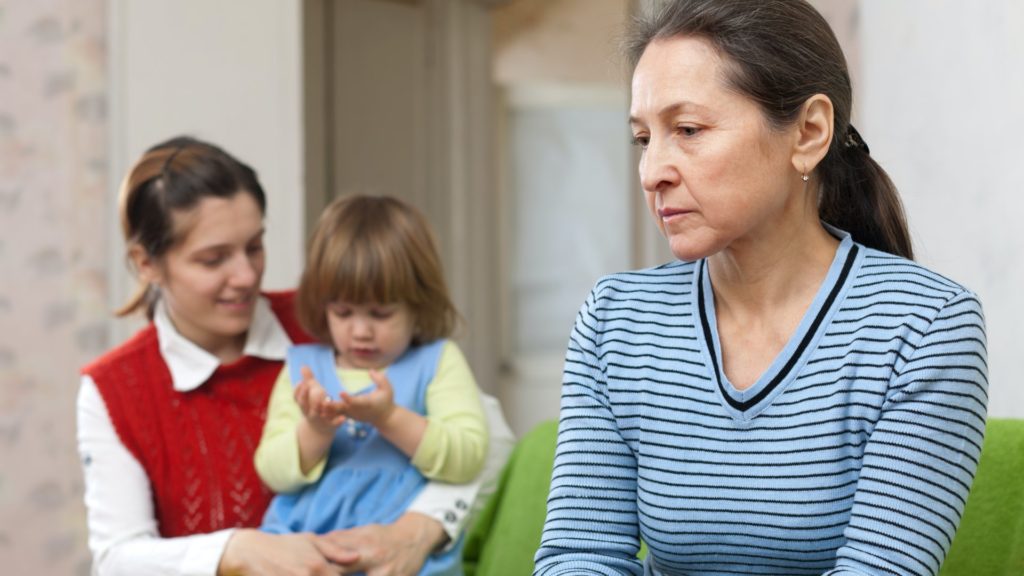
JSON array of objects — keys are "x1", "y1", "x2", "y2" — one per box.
[
  {"x1": 626, "y1": 0, "x2": 913, "y2": 259},
  {"x1": 116, "y1": 136, "x2": 267, "y2": 317}
]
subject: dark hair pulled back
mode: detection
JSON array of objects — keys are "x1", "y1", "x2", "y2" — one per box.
[
  {"x1": 626, "y1": 0, "x2": 913, "y2": 259},
  {"x1": 116, "y1": 136, "x2": 267, "y2": 318}
]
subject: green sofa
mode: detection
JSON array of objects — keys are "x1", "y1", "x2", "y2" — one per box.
[
  {"x1": 941, "y1": 418, "x2": 1024, "y2": 575},
  {"x1": 464, "y1": 418, "x2": 1024, "y2": 576}
]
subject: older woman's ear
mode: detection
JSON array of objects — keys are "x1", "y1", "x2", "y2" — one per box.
[{"x1": 790, "y1": 94, "x2": 834, "y2": 176}]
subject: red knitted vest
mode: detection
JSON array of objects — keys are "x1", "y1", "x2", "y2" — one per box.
[{"x1": 83, "y1": 291, "x2": 313, "y2": 537}]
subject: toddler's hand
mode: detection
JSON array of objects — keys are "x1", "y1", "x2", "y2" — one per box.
[
  {"x1": 294, "y1": 366, "x2": 346, "y2": 435},
  {"x1": 337, "y1": 369, "x2": 395, "y2": 428}
]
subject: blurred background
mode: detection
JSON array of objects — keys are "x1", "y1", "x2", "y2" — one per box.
[{"x1": 1, "y1": 0, "x2": 1021, "y2": 573}]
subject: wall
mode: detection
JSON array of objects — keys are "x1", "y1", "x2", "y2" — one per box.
[
  {"x1": 493, "y1": 0, "x2": 634, "y2": 435},
  {"x1": 0, "y1": 1, "x2": 306, "y2": 572},
  {"x1": 0, "y1": 0, "x2": 105, "y2": 573},
  {"x1": 494, "y1": 0, "x2": 629, "y2": 86},
  {"x1": 859, "y1": 0, "x2": 1023, "y2": 417},
  {"x1": 108, "y1": 0, "x2": 305, "y2": 342}
]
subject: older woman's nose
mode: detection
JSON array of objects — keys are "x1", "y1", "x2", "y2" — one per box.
[{"x1": 639, "y1": 139, "x2": 680, "y2": 193}]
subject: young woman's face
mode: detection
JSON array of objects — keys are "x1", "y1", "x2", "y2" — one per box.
[
  {"x1": 145, "y1": 193, "x2": 265, "y2": 357},
  {"x1": 629, "y1": 36, "x2": 802, "y2": 262},
  {"x1": 325, "y1": 301, "x2": 416, "y2": 370}
]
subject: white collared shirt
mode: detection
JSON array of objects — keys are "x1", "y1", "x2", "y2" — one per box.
[{"x1": 77, "y1": 296, "x2": 515, "y2": 575}]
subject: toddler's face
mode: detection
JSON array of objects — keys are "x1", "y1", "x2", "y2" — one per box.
[{"x1": 325, "y1": 301, "x2": 416, "y2": 369}]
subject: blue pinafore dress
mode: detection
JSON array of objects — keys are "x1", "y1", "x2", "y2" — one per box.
[{"x1": 261, "y1": 339, "x2": 462, "y2": 576}]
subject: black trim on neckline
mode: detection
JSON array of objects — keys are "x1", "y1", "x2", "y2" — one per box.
[{"x1": 699, "y1": 245, "x2": 860, "y2": 412}]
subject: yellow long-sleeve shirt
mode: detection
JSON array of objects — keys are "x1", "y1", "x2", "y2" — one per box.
[{"x1": 254, "y1": 340, "x2": 488, "y2": 493}]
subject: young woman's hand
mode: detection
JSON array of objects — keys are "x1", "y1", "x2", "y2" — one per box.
[
  {"x1": 294, "y1": 366, "x2": 347, "y2": 435},
  {"x1": 218, "y1": 529, "x2": 356, "y2": 576},
  {"x1": 312, "y1": 512, "x2": 446, "y2": 576},
  {"x1": 336, "y1": 369, "x2": 396, "y2": 428}
]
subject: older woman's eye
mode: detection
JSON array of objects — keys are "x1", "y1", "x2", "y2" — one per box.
[
  {"x1": 630, "y1": 135, "x2": 650, "y2": 149},
  {"x1": 679, "y1": 125, "x2": 702, "y2": 137}
]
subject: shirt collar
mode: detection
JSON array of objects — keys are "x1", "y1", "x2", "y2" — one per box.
[{"x1": 154, "y1": 295, "x2": 291, "y2": 392}]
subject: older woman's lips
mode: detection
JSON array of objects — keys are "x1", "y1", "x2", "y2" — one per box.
[{"x1": 658, "y1": 207, "x2": 691, "y2": 222}]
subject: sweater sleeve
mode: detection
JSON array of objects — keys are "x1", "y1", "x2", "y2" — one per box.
[
  {"x1": 826, "y1": 290, "x2": 988, "y2": 576},
  {"x1": 410, "y1": 341, "x2": 489, "y2": 483},
  {"x1": 253, "y1": 368, "x2": 327, "y2": 493},
  {"x1": 533, "y1": 289, "x2": 644, "y2": 576}
]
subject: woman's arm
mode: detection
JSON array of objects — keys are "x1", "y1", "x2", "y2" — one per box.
[
  {"x1": 825, "y1": 291, "x2": 988, "y2": 576},
  {"x1": 80, "y1": 376, "x2": 353, "y2": 576},
  {"x1": 78, "y1": 376, "x2": 237, "y2": 575},
  {"x1": 533, "y1": 289, "x2": 644, "y2": 575}
]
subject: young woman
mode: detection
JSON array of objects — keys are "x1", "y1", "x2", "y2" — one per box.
[
  {"x1": 534, "y1": 1, "x2": 988, "y2": 575},
  {"x1": 77, "y1": 137, "x2": 514, "y2": 576}
]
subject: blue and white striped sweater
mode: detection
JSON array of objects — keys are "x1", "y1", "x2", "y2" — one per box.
[{"x1": 535, "y1": 235, "x2": 988, "y2": 576}]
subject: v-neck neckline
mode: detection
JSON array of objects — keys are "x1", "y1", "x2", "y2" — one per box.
[{"x1": 693, "y1": 231, "x2": 862, "y2": 421}]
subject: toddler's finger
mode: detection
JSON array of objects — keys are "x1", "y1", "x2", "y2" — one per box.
[
  {"x1": 294, "y1": 381, "x2": 312, "y2": 412},
  {"x1": 368, "y1": 369, "x2": 392, "y2": 393}
]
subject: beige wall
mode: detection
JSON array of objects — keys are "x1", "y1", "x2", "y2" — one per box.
[
  {"x1": 0, "y1": 0, "x2": 106, "y2": 573},
  {"x1": 0, "y1": 1, "x2": 305, "y2": 572},
  {"x1": 494, "y1": 0, "x2": 630, "y2": 87},
  {"x1": 108, "y1": 0, "x2": 305, "y2": 347},
  {"x1": 859, "y1": 0, "x2": 1024, "y2": 418}
]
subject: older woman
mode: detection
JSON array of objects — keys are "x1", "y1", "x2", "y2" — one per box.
[
  {"x1": 77, "y1": 136, "x2": 514, "y2": 576},
  {"x1": 534, "y1": 1, "x2": 988, "y2": 575}
]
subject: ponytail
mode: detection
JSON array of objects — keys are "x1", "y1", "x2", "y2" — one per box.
[
  {"x1": 818, "y1": 126, "x2": 914, "y2": 260},
  {"x1": 114, "y1": 280, "x2": 159, "y2": 319}
]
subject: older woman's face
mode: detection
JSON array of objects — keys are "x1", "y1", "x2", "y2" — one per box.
[{"x1": 630, "y1": 36, "x2": 800, "y2": 262}]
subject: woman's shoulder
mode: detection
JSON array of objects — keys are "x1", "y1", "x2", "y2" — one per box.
[
  {"x1": 263, "y1": 289, "x2": 298, "y2": 319},
  {"x1": 590, "y1": 260, "x2": 697, "y2": 300},
  {"x1": 850, "y1": 245, "x2": 985, "y2": 337},
  {"x1": 263, "y1": 290, "x2": 315, "y2": 344},
  {"x1": 80, "y1": 323, "x2": 158, "y2": 377},
  {"x1": 855, "y1": 245, "x2": 975, "y2": 298}
]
